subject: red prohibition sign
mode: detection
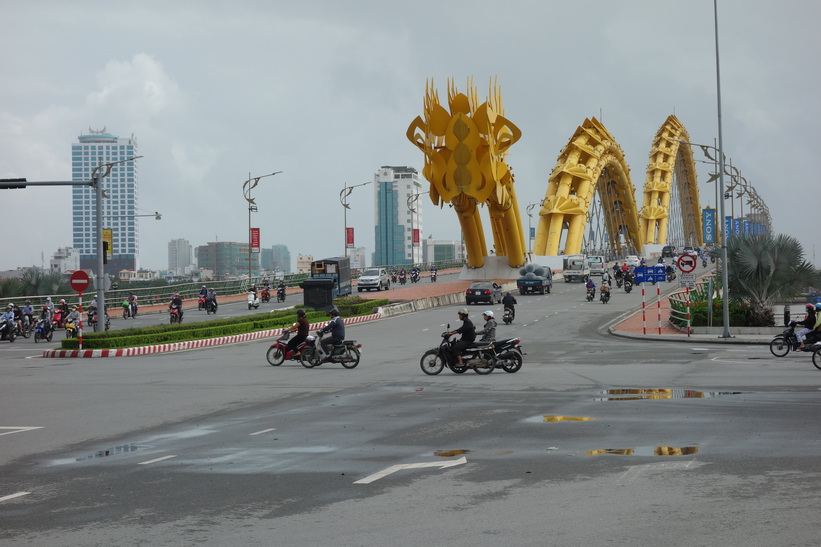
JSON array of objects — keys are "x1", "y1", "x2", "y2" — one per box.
[
  {"x1": 677, "y1": 255, "x2": 696, "y2": 273},
  {"x1": 69, "y1": 270, "x2": 91, "y2": 293}
]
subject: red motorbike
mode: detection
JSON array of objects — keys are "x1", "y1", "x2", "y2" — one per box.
[
  {"x1": 266, "y1": 332, "x2": 308, "y2": 366},
  {"x1": 197, "y1": 294, "x2": 206, "y2": 310},
  {"x1": 51, "y1": 308, "x2": 66, "y2": 330},
  {"x1": 260, "y1": 288, "x2": 271, "y2": 303}
]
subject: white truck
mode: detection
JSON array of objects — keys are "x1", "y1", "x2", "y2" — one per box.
[
  {"x1": 586, "y1": 255, "x2": 606, "y2": 276},
  {"x1": 562, "y1": 254, "x2": 590, "y2": 283}
]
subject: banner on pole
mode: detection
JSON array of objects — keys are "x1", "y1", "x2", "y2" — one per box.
[
  {"x1": 250, "y1": 228, "x2": 260, "y2": 253},
  {"x1": 346, "y1": 227, "x2": 354, "y2": 248},
  {"x1": 702, "y1": 208, "x2": 715, "y2": 243}
]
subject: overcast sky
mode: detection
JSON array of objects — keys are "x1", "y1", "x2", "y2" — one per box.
[{"x1": 2, "y1": 0, "x2": 819, "y2": 272}]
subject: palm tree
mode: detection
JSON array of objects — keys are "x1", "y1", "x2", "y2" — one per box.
[
  {"x1": 718, "y1": 234, "x2": 820, "y2": 325},
  {"x1": 0, "y1": 268, "x2": 71, "y2": 299}
]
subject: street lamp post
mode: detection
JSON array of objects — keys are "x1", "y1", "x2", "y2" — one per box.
[
  {"x1": 243, "y1": 171, "x2": 282, "y2": 285},
  {"x1": 406, "y1": 190, "x2": 430, "y2": 265},
  {"x1": 340, "y1": 181, "x2": 372, "y2": 257}
]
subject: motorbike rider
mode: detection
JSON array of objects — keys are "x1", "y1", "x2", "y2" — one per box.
[
  {"x1": 38, "y1": 305, "x2": 52, "y2": 337},
  {"x1": 585, "y1": 278, "x2": 596, "y2": 299},
  {"x1": 502, "y1": 292, "x2": 518, "y2": 320},
  {"x1": 277, "y1": 281, "x2": 286, "y2": 299},
  {"x1": 446, "y1": 308, "x2": 476, "y2": 366},
  {"x1": 12, "y1": 303, "x2": 24, "y2": 333},
  {"x1": 601, "y1": 270, "x2": 613, "y2": 288},
  {"x1": 65, "y1": 306, "x2": 81, "y2": 334},
  {"x1": 57, "y1": 298, "x2": 70, "y2": 318},
  {"x1": 206, "y1": 288, "x2": 218, "y2": 309},
  {"x1": 796, "y1": 303, "x2": 817, "y2": 349},
  {"x1": 477, "y1": 310, "x2": 497, "y2": 343},
  {"x1": 317, "y1": 307, "x2": 345, "y2": 357},
  {"x1": 600, "y1": 280, "x2": 611, "y2": 301},
  {"x1": 127, "y1": 292, "x2": 138, "y2": 317},
  {"x1": 22, "y1": 300, "x2": 34, "y2": 330},
  {"x1": 199, "y1": 285, "x2": 208, "y2": 298},
  {"x1": 170, "y1": 292, "x2": 184, "y2": 321},
  {"x1": 2, "y1": 305, "x2": 15, "y2": 331},
  {"x1": 285, "y1": 308, "x2": 310, "y2": 356}
]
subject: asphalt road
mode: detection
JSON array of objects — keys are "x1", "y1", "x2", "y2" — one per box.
[{"x1": 1, "y1": 277, "x2": 820, "y2": 546}]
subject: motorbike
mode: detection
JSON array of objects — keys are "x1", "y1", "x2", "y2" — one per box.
[
  {"x1": 299, "y1": 332, "x2": 362, "y2": 369},
  {"x1": 711, "y1": 256, "x2": 716, "y2": 264},
  {"x1": 205, "y1": 298, "x2": 218, "y2": 315},
  {"x1": 33, "y1": 317, "x2": 53, "y2": 343},
  {"x1": 769, "y1": 321, "x2": 821, "y2": 357},
  {"x1": 399, "y1": 272, "x2": 407, "y2": 285},
  {"x1": 198, "y1": 294, "x2": 206, "y2": 310},
  {"x1": 0, "y1": 318, "x2": 18, "y2": 342},
  {"x1": 18, "y1": 315, "x2": 31, "y2": 339},
  {"x1": 600, "y1": 288, "x2": 611, "y2": 304},
  {"x1": 266, "y1": 331, "x2": 310, "y2": 366},
  {"x1": 419, "y1": 329, "x2": 496, "y2": 375},
  {"x1": 247, "y1": 291, "x2": 261, "y2": 310},
  {"x1": 702, "y1": 257, "x2": 708, "y2": 268},
  {"x1": 52, "y1": 308, "x2": 67, "y2": 329},
  {"x1": 277, "y1": 286, "x2": 286, "y2": 303},
  {"x1": 260, "y1": 288, "x2": 271, "y2": 303},
  {"x1": 586, "y1": 287, "x2": 595, "y2": 302},
  {"x1": 431, "y1": 270, "x2": 437, "y2": 282},
  {"x1": 623, "y1": 277, "x2": 634, "y2": 294},
  {"x1": 502, "y1": 306, "x2": 514, "y2": 325},
  {"x1": 169, "y1": 304, "x2": 182, "y2": 324},
  {"x1": 491, "y1": 337, "x2": 524, "y2": 373},
  {"x1": 122, "y1": 301, "x2": 136, "y2": 319},
  {"x1": 666, "y1": 270, "x2": 677, "y2": 282},
  {"x1": 410, "y1": 270, "x2": 420, "y2": 283},
  {"x1": 65, "y1": 318, "x2": 78, "y2": 338},
  {"x1": 87, "y1": 306, "x2": 110, "y2": 331},
  {"x1": 614, "y1": 270, "x2": 623, "y2": 289}
]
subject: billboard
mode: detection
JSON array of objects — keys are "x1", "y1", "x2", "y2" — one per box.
[
  {"x1": 702, "y1": 208, "x2": 715, "y2": 243},
  {"x1": 250, "y1": 227, "x2": 260, "y2": 253}
]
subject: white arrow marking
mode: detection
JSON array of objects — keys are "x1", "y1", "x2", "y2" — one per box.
[
  {"x1": 0, "y1": 427, "x2": 43, "y2": 437},
  {"x1": 354, "y1": 456, "x2": 467, "y2": 484}
]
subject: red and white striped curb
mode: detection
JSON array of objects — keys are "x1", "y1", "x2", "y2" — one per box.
[{"x1": 42, "y1": 313, "x2": 381, "y2": 359}]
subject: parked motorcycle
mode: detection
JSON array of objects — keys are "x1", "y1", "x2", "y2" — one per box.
[
  {"x1": 266, "y1": 331, "x2": 310, "y2": 366},
  {"x1": 492, "y1": 337, "x2": 523, "y2": 373},
  {"x1": 33, "y1": 317, "x2": 53, "y2": 343},
  {"x1": 0, "y1": 318, "x2": 17, "y2": 342},
  {"x1": 277, "y1": 286, "x2": 286, "y2": 303},
  {"x1": 420, "y1": 329, "x2": 496, "y2": 375},
  {"x1": 769, "y1": 321, "x2": 821, "y2": 357},
  {"x1": 169, "y1": 304, "x2": 182, "y2": 324},
  {"x1": 247, "y1": 291, "x2": 261, "y2": 310},
  {"x1": 502, "y1": 307, "x2": 514, "y2": 325},
  {"x1": 299, "y1": 332, "x2": 362, "y2": 369}
]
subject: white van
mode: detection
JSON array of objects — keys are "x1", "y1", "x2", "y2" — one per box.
[{"x1": 587, "y1": 255, "x2": 606, "y2": 276}]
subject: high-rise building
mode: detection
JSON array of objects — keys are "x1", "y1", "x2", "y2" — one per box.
[
  {"x1": 71, "y1": 129, "x2": 139, "y2": 273},
  {"x1": 373, "y1": 166, "x2": 423, "y2": 266},
  {"x1": 168, "y1": 238, "x2": 193, "y2": 275},
  {"x1": 195, "y1": 241, "x2": 258, "y2": 279},
  {"x1": 261, "y1": 244, "x2": 291, "y2": 273}
]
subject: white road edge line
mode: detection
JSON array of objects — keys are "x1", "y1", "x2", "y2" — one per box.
[
  {"x1": 249, "y1": 428, "x2": 277, "y2": 436},
  {"x1": 0, "y1": 427, "x2": 44, "y2": 437},
  {"x1": 138, "y1": 455, "x2": 178, "y2": 465},
  {"x1": 0, "y1": 492, "x2": 31, "y2": 502}
]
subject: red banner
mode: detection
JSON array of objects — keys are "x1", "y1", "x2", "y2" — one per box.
[
  {"x1": 346, "y1": 227, "x2": 355, "y2": 247},
  {"x1": 413, "y1": 228, "x2": 420, "y2": 245},
  {"x1": 250, "y1": 228, "x2": 260, "y2": 253}
]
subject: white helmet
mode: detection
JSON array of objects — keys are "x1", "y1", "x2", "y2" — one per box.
[{"x1": 483, "y1": 310, "x2": 494, "y2": 317}]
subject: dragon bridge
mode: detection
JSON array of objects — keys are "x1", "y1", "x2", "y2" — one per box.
[{"x1": 407, "y1": 79, "x2": 704, "y2": 266}]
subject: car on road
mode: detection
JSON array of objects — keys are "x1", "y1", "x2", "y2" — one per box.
[
  {"x1": 625, "y1": 255, "x2": 641, "y2": 268},
  {"x1": 357, "y1": 268, "x2": 390, "y2": 292},
  {"x1": 661, "y1": 245, "x2": 676, "y2": 258},
  {"x1": 465, "y1": 281, "x2": 502, "y2": 304},
  {"x1": 683, "y1": 246, "x2": 697, "y2": 257}
]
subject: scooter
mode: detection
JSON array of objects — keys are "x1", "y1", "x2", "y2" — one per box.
[
  {"x1": 247, "y1": 291, "x2": 260, "y2": 310},
  {"x1": 399, "y1": 272, "x2": 407, "y2": 285},
  {"x1": 769, "y1": 322, "x2": 821, "y2": 357},
  {"x1": 169, "y1": 303, "x2": 183, "y2": 324},
  {"x1": 0, "y1": 318, "x2": 17, "y2": 342},
  {"x1": 51, "y1": 308, "x2": 67, "y2": 329},
  {"x1": 623, "y1": 277, "x2": 634, "y2": 294},
  {"x1": 87, "y1": 306, "x2": 110, "y2": 331},
  {"x1": 299, "y1": 332, "x2": 362, "y2": 369},
  {"x1": 65, "y1": 319, "x2": 79, "y2": 338},
  {"x1": 492, "y1": 337, "x2": 524, "y2": 373},
  {"x1": 198, "y1": 295, "x2": 206, "y2": 310},
  {"x1": 430, "y1": 270, "x2": 437, "y2": 282},
  {"x1": 266, "y1": 331, "x2": 310, "y2": 366},
  {"x1": 502, "y1": 307, "x2": 514, "y2": 325},
  {"x1": 410, "y1": 270, "x2": 420, "y2": 283},
  {"x1": 419, "y1": 329, "x2": 496, "y2": 375},
  {"x1": 600, "y1": 288, "x2": 610, "y2": 304},
  {"x1": 586, "y1": 287, "x2": 595, "y2": 302},
  {"x1": 205, "y1": 298, "x2": 218, "y2": 315},
  {"x1": 33, "y1": 317, "x2": 53, "y2": 343},
  {"x1": 260, "y1": 288, "x2": 271, "y2": 303},
  {"x1": 277, "y1": 286, "x2": 286, "y2": 303}
]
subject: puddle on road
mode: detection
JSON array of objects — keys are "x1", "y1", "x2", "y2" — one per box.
[
  {"x1": 543, "y1": 415, "x2": 592, "y2": 423},
  {"x1": 76, "y1": 443, "x2": 140, "y2": 461},
  {"x1": 434, "y1": 449, "x2": 470, "y2": 457},
  {"x1": 587, "y1": 445, "x2": 700, "y2": 456},
  {"x1": 595, "y1": 388, "x2": 742, "y2": 401}
]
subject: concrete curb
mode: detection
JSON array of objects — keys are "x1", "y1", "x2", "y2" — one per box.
[{"x1": 42, "y1": 313, "x2": 381, "y2": 358}]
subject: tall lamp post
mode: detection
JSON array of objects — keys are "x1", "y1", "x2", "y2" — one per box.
[
  {"x1": 243, "y1": 171, "x2": 282, "y2": 284},
  {"x1": 340, "y1": 181, "x2": 371, "y2": 257},
  {"x1": 525, "y1": 200, "x2": 547, "y2": 256},
  {"x1": 406, "y1": 190, "x2": 429, "y2": 265}
]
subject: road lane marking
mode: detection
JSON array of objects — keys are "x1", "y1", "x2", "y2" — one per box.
[
  {"x1": 0, "y1": 427, "x2": 43, "y2": 437},
  {"x1": 138, "y1": 455, "x2": 178, "y2": 465},
  {"x1": 249, "y1": 428, "x2": 277, "y2": 436},
  {"x1": 354, "y1": 456, "x2": 467, "y2": 484},
  {"x1": 0, "y1": 492, "x2": 30, "y2": 502}
]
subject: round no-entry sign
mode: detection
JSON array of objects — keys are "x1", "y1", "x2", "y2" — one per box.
[
  {"x1": 677, "y1": 254, "x2": 697, "y2": 273},
  {"x1": 69, "y1": 270, "x2": 91, "y2": 293}
]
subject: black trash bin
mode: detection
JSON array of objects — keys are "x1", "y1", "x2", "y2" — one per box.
[{"x1": 300, "y1": 278, "x2": 335, "y2": 311}]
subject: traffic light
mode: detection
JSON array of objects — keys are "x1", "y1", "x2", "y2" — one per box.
[{"x1": 103, "y1": 241, "x2": 109, "y2": 264}]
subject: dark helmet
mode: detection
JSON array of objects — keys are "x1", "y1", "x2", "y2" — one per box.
[
  {"x1": 296, "y1": 309, "x2": 306, "y2": 318},
  {"x1": 806, "y1": 303, "x2": 814, "y2": 311},
  {"x1": 329, "y1": 308, "x2": 340, "y2": 317}
]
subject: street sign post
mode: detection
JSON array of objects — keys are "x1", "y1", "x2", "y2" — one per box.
[
  {"x1": 679, "y1": 272, "x2": 696, "y2": 288},
  {"x1": 69, "y1": 271, "x2": 91, "y2": 293}
]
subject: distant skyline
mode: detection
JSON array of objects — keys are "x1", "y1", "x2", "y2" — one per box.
[{"x1": 2, "y1": 0, "x2": 819, "y2": 269}]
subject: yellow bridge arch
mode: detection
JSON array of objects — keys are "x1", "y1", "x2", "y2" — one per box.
[{"x1": 407, "y1": 79, "x2": 704, "y2": 267}]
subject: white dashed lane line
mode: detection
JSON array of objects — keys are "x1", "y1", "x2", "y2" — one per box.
[
  {"x1": 249, "y1": 428, "x2": 276, "y2": 436},
  {"x1": 138, "y1": 455, "x2": 177, "y2": 465},
  {"x1": 0, "y1": 492, "x2": 30, "y2": 502}
]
